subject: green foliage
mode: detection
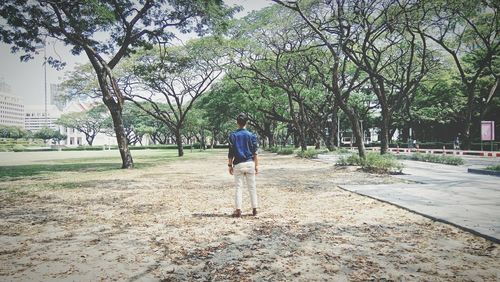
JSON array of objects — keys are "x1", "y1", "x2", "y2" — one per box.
[
  {"x1": 57, "y1": 104, "x2": 107, "y2": 146},
  {"x1": 296, "y1": 149, "x2": 328, "y2": 159},
  {"x1": 277, "y1": 148, "x2": 295, "y2": 155},
  {"x1": 0, "y1": 125, "x2": 27, "y2": 139},
  {"x1": 12, "y1": 145, "x2": 26, "y2": 152},
  {"x1": 33, "y1": 127, "x2": 62, "y2": 143},
  {"x1": 401, "y1": 153, "x2": 465, "y2": 165},
  {"x1": 485, "y1": 165, "x2": 500, "y2": 172},
  {"x1": 336, "y1": 154, "x2": 363, "y2": 166},
  {"x1": 337, "y1": 153, "x2": 403, "y2": 174}
]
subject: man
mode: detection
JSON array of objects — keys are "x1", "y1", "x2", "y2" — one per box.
[{"x1": 228, "y1": 113, "x2": 259, "y2": 218}]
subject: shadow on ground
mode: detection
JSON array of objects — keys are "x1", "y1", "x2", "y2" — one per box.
[{"x1": 0, "y1": 162, "x2": 155, "y2": 180}]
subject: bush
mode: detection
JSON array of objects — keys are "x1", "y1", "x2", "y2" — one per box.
[
  {"x1": 268, "y1": 146, "x2": 280, "y2": 153},
  {"x1": 296, "y1": 148, "x2": 328, "y2": 159},
  {"x1": 336, "y1": 154, "x2": 362, "y2": 166},
  {"x1": 485, "y1": 165, "x2": 500, "y2": 171},
  {"x1": 363, "y1": 153, "x2": 403, "y2": 174},
  {"x1": 403, "y1": 153, "x2": 464, "y2": 165},
  {"x1": 62, "y1": 146, "x2": 109, "y2": 151},
  {"x1": 12, "y1": 145, "x2": 26, "y2": 152},
  {"x1": 337, "y1": 152, "x2": 403, "y2": 174},
  {"x1": 277, "y1": 148, "x2": 294, "y2": 155}
]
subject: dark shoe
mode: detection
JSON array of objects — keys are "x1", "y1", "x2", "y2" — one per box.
[
  {"x1": 233, "y1": 209, "x2": 241, "y2": 218},
  {"x1": 252, "y1": 208, "x2": 257, "y2": 216}
]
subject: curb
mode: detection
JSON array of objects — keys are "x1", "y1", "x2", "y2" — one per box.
[{"x1": 467, "y1": 168, "x2": 500, "y2": 177}]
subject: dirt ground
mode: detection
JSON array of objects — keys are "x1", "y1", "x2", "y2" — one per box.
[{"x1": 0, "y1": 151, "x2": 498, "y2": 281}]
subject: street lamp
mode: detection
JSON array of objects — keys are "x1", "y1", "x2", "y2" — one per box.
[
  {"x1": 43, "y1": 39, "x2": 47, "y2": 126},
  {"x1": 35, "y1": 38, "x2": 48, "y2": 127}
]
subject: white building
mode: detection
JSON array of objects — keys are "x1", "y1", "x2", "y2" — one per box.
[
  {"x1": 0, "y1": 81, "x2": 25, "y2": 129},
  {"x1": 24, "y1": 104, "x2": 61, "y2": 132},
  {"x1": 58, "y1": 101, "x2": 117, "y2": 147}
]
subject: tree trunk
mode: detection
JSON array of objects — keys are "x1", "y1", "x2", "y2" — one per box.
[
  {"x1": 174, "y1": 130, "x2": 184, "y2": 157},
  {"x1": 293, "y1": 132, "x2": 300, "y2": 149},
  {"x1": 315, "y1": 138, "x2": 321, "y2": 149},
  {"x1": 342, "y1": 106, "x2": 366, "y2": 159},
  {"x1": 463, "y1": 85, "x2": 475, "y2": 150},
  {"x1": 86, "y1": 49, "x2": 133, "y2": 168},
  {"x1": 210, "y1": 129, "x2": 216, "y2": 149},
  {"x1": 380, "y1": 106, "x2": 390, "y2": 154},
  {"x1": 106, "y1": 102, "x2": 134, "y2": 168},
  {"x1": 85, "y1": 134, "x2": 94, "y2": 146},
  {"x1": 264, "y1": 122, "x2": 275, "y2": 148},
  {"x1": 297, "y1": 101, "x2": 308, "y2": 151}
]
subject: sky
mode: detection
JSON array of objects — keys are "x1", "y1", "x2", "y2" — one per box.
[{"x1": 0, "y1": 0, "x2": 273, "y2": 107}]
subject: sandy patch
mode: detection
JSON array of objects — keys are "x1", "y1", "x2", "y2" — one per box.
[{"x1": 0, "y1": 151, "x2": 498, "y2": 281}]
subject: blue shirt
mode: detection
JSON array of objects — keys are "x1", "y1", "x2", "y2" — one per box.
[{"x1": 228, "y1": 128, "x2": 258, "y2": 165}]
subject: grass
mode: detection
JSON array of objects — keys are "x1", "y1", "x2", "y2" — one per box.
[
  {"x1": 485, "y1": 164, "x2": 500, "y2": 171},
  {"x1": 397, "y1": 153, "x2": 464, "y2": 165},
  {"x1": 0, "y1": 149, "x2": 222, "y2": 180},
  {"x1": 337, "y1": 152, "x2": 403, "y2": 174}
]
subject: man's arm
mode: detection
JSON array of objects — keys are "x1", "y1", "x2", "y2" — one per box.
[
  {"x1": 253, "y1": 153, "x2": 258, "y2": 174},
  {"x1": 228, "y1": 134, "x2": 234, "y2": 175},
  {"x1": 251, "y1": 133, "x2": 259, "y2": 174}
]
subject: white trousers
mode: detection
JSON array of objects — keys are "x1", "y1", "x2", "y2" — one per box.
[{"x1": 233, "y1": 161, "x2": 258, "y2": 209}]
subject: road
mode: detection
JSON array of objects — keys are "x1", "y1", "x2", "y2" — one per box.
[{"x1": 318, "y1": 153, "x2": 500, "y2": 243}]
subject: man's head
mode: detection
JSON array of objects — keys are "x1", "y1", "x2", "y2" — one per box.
[{"x1": 236, "y1": 113, "x2": 248, "y2": 127}]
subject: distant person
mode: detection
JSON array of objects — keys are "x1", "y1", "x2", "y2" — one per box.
[
  {"x1": 454, "y1": 135, "x2": 460, "y2": 150},
  {"x1": 228, "y1": 113, "x2": 259, "y2": 218}
]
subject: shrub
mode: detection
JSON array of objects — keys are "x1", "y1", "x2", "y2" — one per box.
[
  {"x1": 62, "y1": 146, "x2": 108, "y2": 151},
  {"x1": 277, "y1": 148, "x2": 294, "y2": 155},
  {"x1": 406, "y1": 153, "x2": 464, "y2": 165},
  {"x1": 268, "y1": 146, "x2": 280, "y2": 153},
  {"x1": 296, "y1": 148, "x2": 328, "y2": 159},
  {"x1": 336, "y1": 154, "x2": 362, "y2": 166},
  {"x1": 337, "y1": 152, "x2": 403, "y2": 174},
  {"x1": 485, "y1": 165, "x2": 500, "y2": 171},
  {"x1": 12, "y1": 145, "x2": 26, "y2": 152},
  {"x1": 363, "y1": 153, "x2": 403, "y2": 174}
]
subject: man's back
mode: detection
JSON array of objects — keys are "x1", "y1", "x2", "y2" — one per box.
[{"x1": 228, "y1": 128, "x2": 258, "y2": 165}]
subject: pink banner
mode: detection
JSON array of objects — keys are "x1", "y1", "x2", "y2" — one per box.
[{"x1": 481, "y1": 121, "x2": 495, "y2": 141}]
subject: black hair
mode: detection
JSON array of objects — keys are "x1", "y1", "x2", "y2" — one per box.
[{"x1": 236, "y1": 113, "x2": 248, "y2": 126}]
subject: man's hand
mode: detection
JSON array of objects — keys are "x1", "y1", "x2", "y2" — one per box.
[
  {"x1": 255, "y1": 166, "x2": 258, "y2": 175},
  {"x1": 229, "y1": 166, "x2": 234, "y2": 175}
]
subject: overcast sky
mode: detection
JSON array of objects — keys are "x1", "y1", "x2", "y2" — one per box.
[{"x1": 0, "y1": 0, "x2": 273, "y2": 107}]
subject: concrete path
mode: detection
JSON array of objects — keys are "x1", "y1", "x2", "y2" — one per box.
[{"x1": 318, "y1": 154, "x2": 500, "y2": 243}]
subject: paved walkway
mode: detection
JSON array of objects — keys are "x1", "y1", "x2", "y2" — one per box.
[{"x1": 318, "y1": 154, "x2": 500, "y2": 243}]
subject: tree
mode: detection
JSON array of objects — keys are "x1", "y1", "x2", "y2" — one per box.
[
  {"x1": 413, "y1": 0, "x2": 499, "y2": 148},
  {"x1": 272, "y1": 0, "x2": 370, "y2": 158},
  {"x1": 0, "y1": 125, "x2": 27, "y2": 139},
  {"x1": 102, "y1": 102, "x2": 150, "y2": 146},
  {"x1": 34, "y1": 127, "x2": 64, "y2": 144},
  {"x1": 229, "y1": 6, "x2": 326, "y2": 151},
  {"x1": 0, "y1": 0, "x2": 235, "y2": 168},
  {"x1": 337, "y1": 0, "x2": 435, "y2": 154},
  {"x1": 56, "y1": 104, "x2": 108, "y2": 146},
  {"x1": 127, "y1": 37, "x2": 224, "y2": 156}
]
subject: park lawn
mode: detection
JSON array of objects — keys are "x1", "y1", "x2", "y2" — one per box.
[
  {"x1": 0, "y1": 149, "x2": 220, "y2": 181},
  {"x1": 0, "y1": 150, "x2": 498, "y2": 281}
]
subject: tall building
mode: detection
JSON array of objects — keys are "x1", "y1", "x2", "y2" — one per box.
[
  {"x1": 0, "y1": 80, "x2": 24, "y2": 128},
  {"x1": 24, "y1": 104, "x2": 61, "y2": 132},
  {"x1": 50, "y1": 83, "x2": 67, "y2": 111}
]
